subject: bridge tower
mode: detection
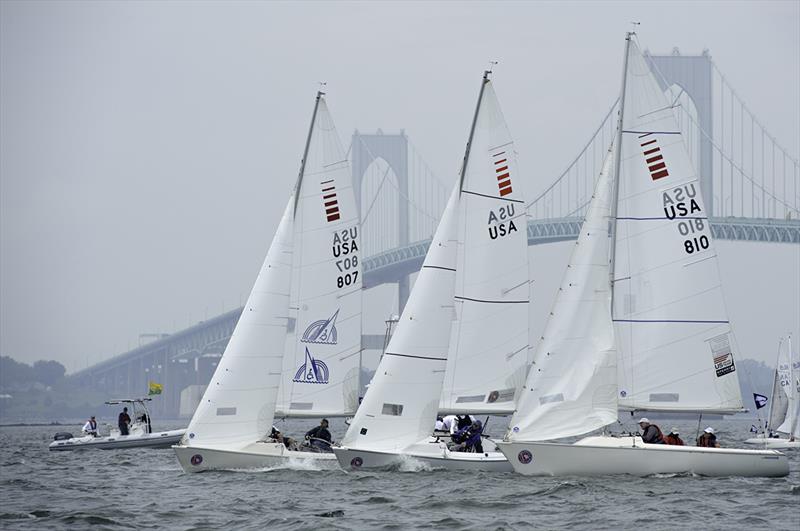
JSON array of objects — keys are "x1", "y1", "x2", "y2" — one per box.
[
  {"x1": 646, "y1": 49, "x2": 715, "y2": 214},
  {"x1": 351, "y1": 130, "x2": 411, "y2": 311}
]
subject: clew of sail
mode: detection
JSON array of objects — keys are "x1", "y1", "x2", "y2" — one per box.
[
  {"x1": 507, "y1": 145, "x2": 617, "y2": 442},
  {"x1": 184, "y1": 199, "x2": 294, "y2": 449},
  {"x1": 612, "y1": 39, "x2": 743, "y2": 414},
  {"x1": 276, "y1": 96, "x2": 362, "y2": 418},
  {"x1": 340, "y1": 187, "x2": 460, "y2": 452},
  {"x1": 439, "y1": 78, "x2": 531, "y2": 415}
]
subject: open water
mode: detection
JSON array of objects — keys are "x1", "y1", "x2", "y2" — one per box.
[{"x1": 1, "y1": 418, "x2": 798, "y2": 530}]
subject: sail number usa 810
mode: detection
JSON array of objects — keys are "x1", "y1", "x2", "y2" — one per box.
[
  {"x1": 332, "y1": 227, "x2": 359, "y2": 288},
  {"x1": 661, "y1": 183, "x2": 711, "y2": 255}
]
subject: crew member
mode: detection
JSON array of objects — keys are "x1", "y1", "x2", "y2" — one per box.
[
  {"x1": 638, "y1": 418, "x2": 665, "y2": 444},
  {"x1": 82, "y1": 416, "x2": 98, "y2": 437},
  {"x1": 664, "y1": 427, "x2": 684, "y2": 446},
  {"x1": 696, "y1": 427, "x2": 720, "y2": 448},
  {"x1": 441, "y1": 414, "x2": 458, "y2": 434},
  {"x1": 305, "y1": 419, "x2": 332, "y2": 451},
  {"x1": 118, "y1": 407, "x2": 131, "y2": 436}
]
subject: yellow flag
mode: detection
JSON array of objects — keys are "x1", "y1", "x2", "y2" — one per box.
[{"x1": 148, "y1": 381, "x2": 163, "y2": 395}]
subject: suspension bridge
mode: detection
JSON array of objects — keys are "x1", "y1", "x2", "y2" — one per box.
[{"x1": 71, "y1": 50, "x2": 800, "y2": 417}]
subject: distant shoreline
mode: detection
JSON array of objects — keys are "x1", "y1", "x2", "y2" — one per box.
[{"x1": 0, "y1": 422, "x2": 66, "y2": 427}]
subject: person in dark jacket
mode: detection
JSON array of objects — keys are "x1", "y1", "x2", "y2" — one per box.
[
  {"x1": 305, "y1": 419, "x2": 332, "y2": 451},
  {"x1": 638, "y1": 418, "x2": 665, "y2": 444},
  {"x1": 696, "y1": 427, "x2": 720, "y2": 447},
  {"x1": 664, "y1": 427, "x2": 684, "y2": 446},
  {"x1": 118, "y1": 407, "x2": 131, "y2": 436},
  {"x1": 452, "y1": 420, "x2": 484, "y2": 453}
]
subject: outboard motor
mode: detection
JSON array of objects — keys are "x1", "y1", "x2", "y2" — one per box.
[{"x1": 53, "y1": 432, "x2": 73, "y2": 441}]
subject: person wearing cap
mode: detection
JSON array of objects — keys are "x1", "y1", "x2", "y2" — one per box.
[
  {"x1": 637, "y1": 418, "x2": 665, "y2": 444},
  {"x1": 696, "y1": 427, "x2": 720, "y2": 448},
  {"x1": 664, "y1": 427, "x2": 684, "y2": 446},
  {"x1": 82, "y1": 416, "x2": 98, "y2": 437},
  {"x1": 305, "y1": 419, "x2": 332, "y2": 451}
]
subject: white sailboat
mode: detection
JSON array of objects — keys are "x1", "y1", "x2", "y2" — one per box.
[
  {"x1": 174, "y1": 91, "x2": 361, "y2": 472},
  {"x1": 497, "y1": 33, "x2": 789, "y2": 477},
  {"x1": 744, "y1": 335, "x2": 800, "y2": 449},
  {"x1": 333, "y1": 71, "x2": 530, "y2": 471}
]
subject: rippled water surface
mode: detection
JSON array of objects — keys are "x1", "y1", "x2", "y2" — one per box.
[{"x1": 1, "y1": 419, "x2": 799, "y2": 530}]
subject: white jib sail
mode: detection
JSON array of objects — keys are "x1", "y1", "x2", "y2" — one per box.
[
  {"x1": 340, "y1": 187, "x2": 460, "y2": 452},
  {"x1": 613, "y1": 39, "x2": 743, "y2": 413},
  {"x1": 184, "y1": 199, "x2": 294, "y2": 449},
  {"x1": 439, "y1": 79, "x2": 531, "y2": 415},
  {"x1": 507, "y1": 145, "x2": 617, "y2": 442},
  {"x1": 276, "y1": 96, "x2": 362, "y2": 418},
  {"x1": 775, "y1": 336, "x2": 799, "y2": 437}
]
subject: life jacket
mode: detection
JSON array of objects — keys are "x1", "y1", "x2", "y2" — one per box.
[
  {"x1": 643, "y1": 424, "x2": 665, "y2": 444},
  {"x1": 697, "y1": 434, "x2": 717, "y2": 447},
  {"x1": 89, "y1": 420, "x2": 97, "y2": 431},
  {"x1": 664, "y1": 434, "x2": 683, "y2": 446}
]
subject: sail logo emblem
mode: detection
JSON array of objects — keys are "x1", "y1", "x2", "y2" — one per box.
[
  {"x1": 639, "y1": 133, "x2": 669, "y2": 180},
  {"x1": 713, "y1": 353, "x2": 736, "y2": 377},
  {"x1": 301, "y1": 310, "x2": 339, "y2": 345},
  {"x1": 292, "y1": 347, "x2": 330, "y2": 384},
  {"x1": 320, "y1": 179, "x2": 341, "y2": 222},
  {"x1": 492, "y1": 151, "x2": 513, "y2": 197}
]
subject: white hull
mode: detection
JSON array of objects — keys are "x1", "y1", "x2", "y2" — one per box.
[
  {"x1": 49, "y1": 429, "x2": 186, "y2": 451},
  {"x1": 498, "y1": 436, "x2": 788, "y2": 477},
  {"x1": 743, "y1": 436, "x2": 800, "y2": 449},
  {"x1": 334, "y1": 439, "x2": 512, "y2": 472},
  {"x1": 173, "y1": 441, "x2": 338, "y2": 473}
]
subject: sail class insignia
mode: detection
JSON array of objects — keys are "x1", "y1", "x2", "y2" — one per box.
[
  {"x1": 301, "y1": 309, "x2": 339, "y2": 344},
  {"x1": 293, "y1": 347, "x2": 330, "y2": 384}
]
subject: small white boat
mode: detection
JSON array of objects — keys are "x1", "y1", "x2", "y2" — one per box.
[
  {"x1": 49, "y1": 398, "x2": 185, "y2": 451},
  {"x1": 174, "y1": 90, "x2": 363, "y2": 472},
  {"x1": 335, "y1": 71, "x2": 528, "y2": 472},
  {"x1": 498, "y1": 32, "x2": 789, "y2": 478},
  {"x1": 744, "y1": 335, "x2": 800, "y2": 449}
]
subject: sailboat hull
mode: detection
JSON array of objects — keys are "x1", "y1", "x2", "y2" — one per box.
[
  {"x1": 173, "y1": 442, "x2": 337, "y2": 473},
  {"x1": 743, "y1": 436, "x2": 800, "y2": 449},
  {"x1": 498, "y1": 436, "x2": 788, "y2": 477},
  {"x1": 333, "y1": 443, "x2": 512, "y2": 472}
]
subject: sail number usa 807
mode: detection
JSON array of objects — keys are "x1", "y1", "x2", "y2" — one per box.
[{"x1": 332, "y1": 227, "x2": 359, "y2": 288}]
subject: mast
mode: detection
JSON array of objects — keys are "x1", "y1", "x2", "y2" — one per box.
[
  {"x1": 608, "y1": 32, "x2": 633, "y2": 310},
  {"x1": 790, "y1": 335, "x2": 798, "y2": 436},
  {"x1": 293, "y1": 90, "x2": 324, "y2": 215},
  {"x1": 458, "y1": 71, "x2": 491, "y2": 192}
]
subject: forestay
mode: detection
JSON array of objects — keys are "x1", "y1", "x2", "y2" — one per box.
[
  {"x1": 507, "y1": 146, "x2": 617, "y2": 442},
  {"x1": 276, "y1": 97, "x2": 362, "y2": 418},
  {"x1": 439, "y1": 78, "x2": 531, "y2": 415},
  {"x1": 612, "y1": 40, "x2": 743, "y2": 413},
  {"x1": 340, "y1": 188, "x2": 459, "y2": 452},
  {"x1": 184, "y1": 200, "x2": 294, "y2": 449}
]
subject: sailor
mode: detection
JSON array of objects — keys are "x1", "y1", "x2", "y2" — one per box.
[
  {"x1": 118, "y1": 407, "x2": 131, "y2": 436},
  {"x1": 82, "y1": 416, "x2": 99, "y2": 437},
  {"x1": 434, "y1": 416, "x2": 445, "y2": 431},
  {"x1": 664, "y1": 427, "x2": 684, "y2": 446},
  {"x1": 456, "y1": 414, "x2": 474, "y2": 432},
  {"x1": 452, "y1": 420, "x2": 484, "y2": 453},
  {"x1": 305, "y1": 419, "x2": 332, "y2": 451},
  {"x1": 270, "y1": 426, "x2": 296, "y2": 450},
  {"x1": 441, "y1": 414, "x2": 459, "y2": 434},
  {"x1": 637, "y1": 418, "x2": 665, "y2": 444},
  {"x1": 696, "y1": 427, "x2": 720, "y2": 448}
]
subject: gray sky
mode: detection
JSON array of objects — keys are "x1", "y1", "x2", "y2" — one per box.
[{"x1": 1, "y1": 1, "x2": 798, "y2": 372}]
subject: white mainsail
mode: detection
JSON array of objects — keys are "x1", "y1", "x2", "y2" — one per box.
[
  {"x1": 184, "y1": 199, "x2": 293, "y2": 449},
  {"x1": 773, "y1": 336, "x2": 799, "y2": 438},
  {"x1": 276, "y1": 96, "x2": 362, "y2": 418},
  {"x1": 340, "y1": 187, "x2": 459, "y2": 452},
  {"x1": 439, "y1": 78, "x2": 531, "y2": 415},
  {"x1": 507, "y1": 146, "x2": 617, "y2": 442},
  {"x1": 612, "y1": 39, "x2": 743, "y2": 413}
]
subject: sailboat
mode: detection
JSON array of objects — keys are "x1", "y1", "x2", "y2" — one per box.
[
  {"x1": 174, "y1": 91, "x2": 362, "y2": 472},
  {"x1": 333, "y1": 71, "x2": 530, "y2": 471},
  {"x1": 744, "y1": 335, "x2": 800, "y2": 449},
  {"x1": 496, "y1": 33, "x2": 789, "y2": 477}
]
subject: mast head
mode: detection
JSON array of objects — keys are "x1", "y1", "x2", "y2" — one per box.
[
  {"x1": 484, "y1": 60, "x2": 498, "y2": 80},
  {"x1": 317, "y1": 81, "x2": 327, "y2": 98}
]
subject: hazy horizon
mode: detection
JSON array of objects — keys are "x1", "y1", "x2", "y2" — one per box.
[{"x1": 1, "y1": 1, "x2": 798, "y2": 373}]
